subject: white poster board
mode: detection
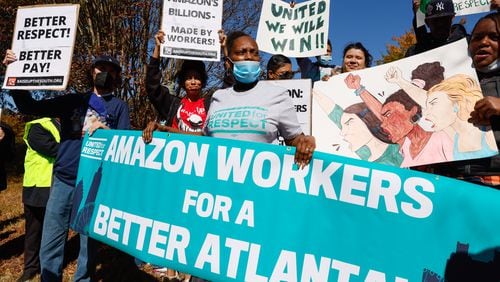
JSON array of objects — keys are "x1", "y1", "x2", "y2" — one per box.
[
  {"x1": 161, "y1": 0, "x2": 222, "y2": 61},
  {"x1": 453, "y1": 0, "x2": 492, "y2": 15},
  {"x1": 417, "y1": 0, "x2": 491, "y2": 27},
  {"x1": 256, "y1": 0, "x2": 330, "y2": 57},
  {"x1": 2, "y1": 4, "x2": 79, "y2": 90},
  {"x1": 268, "y1": 79, "x2": 312, "y2": 137},
  {"x1": 312, "y1": 39, "x2": 497, "y2": 168}
]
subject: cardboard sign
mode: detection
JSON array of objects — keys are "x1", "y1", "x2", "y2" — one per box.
[
  {"x1": 72, "y1": 129, "x2": 500, "y2": 281},
  {"x1": 256, "y1": 0, "x2": 330, "y2": 57},
  {"x1": 3, "y1": 4, "x2": 79, "y2": 90},
  {"x1": 313, "y1": 39, "x2": 497, "y2": 168},
  {"x1": 161, "y1": 0, "x2": 222, "y2": 61}
]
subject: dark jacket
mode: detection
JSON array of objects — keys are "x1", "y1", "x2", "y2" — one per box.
[
  {"x1": 11, "y1": 90, "x2": 130, "y2": 187},
  {"x1": 146, "y1": 57, "x2": 211, "y2": 124},
  {"x1": 0, "y1": 122, "x2": 15, "y2": 191},
  {"x1": 405, "y1": 18, "x2": 468, "y2": 57},
  {"x1": 296, "y1": 57, "x2": 336, "y2": 82}
]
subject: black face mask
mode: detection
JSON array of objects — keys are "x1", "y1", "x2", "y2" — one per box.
[{"x1": 94, "y1": 72, "x2": 114, "y2": 90}]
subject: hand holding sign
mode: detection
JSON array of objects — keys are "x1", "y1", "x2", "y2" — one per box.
[
  {"x1": 469, "y1": 96, "x2": 500, "y2": 126},
  {"x1": 2, "y1": 49, "x2": 16, "y2": 66},
  {"x1": 155, "y1": 30, "x2": 165, "y2": 46},
  {"x1": 218, "y1": 29, "x2": 227, "y2": 57},
  {"x1": 289, "y1": 134, "x2": 316, "y2": 169},
  {"x1": 152, "y1": 30, "x2": 165, "y2": 59}
]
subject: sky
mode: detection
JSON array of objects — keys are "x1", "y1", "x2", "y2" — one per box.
[{"x1": 291, "y1": 0, "x2": 486, "y2": 64}]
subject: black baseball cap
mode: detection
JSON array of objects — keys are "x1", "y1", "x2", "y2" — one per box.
[
  {"x1": 426, "y1": 0, "x2": 455, "y2": 19},
  {"x1": 91, "y1": 55, "x2": 121, "y2": 72}
]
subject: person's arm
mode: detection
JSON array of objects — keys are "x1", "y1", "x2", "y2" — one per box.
[
  {"x1": 296, "y1": 57, "x2": 320, "y2": 81},
  {"x1": 162, "y1": 126, "x2": 203, "y2": 135},
  {"x1": 412, "y1": 0, "x2": 427, "y2": 43},
  {"x1": 146, "y1": 57, "x2": 174, "y2": 119},
  {"x1": 285, "y1": 133, "x2": 316, "y2": 169},
  {"x1": 26, "y1": 123, "x2": 59, "y2": 158},
  {"x1": 275, "y1": 90, "x2": 315, "y2": 168},
  {"x1": 10, "y1": 90, "x2": 82, "y2": 117},
  {"x1": 2, "y1": 49, "x2": 16, "y2": 65},
  {"x1": 469, "y1": 96, "x2": 500, "y2": 126},
  {"x1": 152, "y1": 30, "x2": 164, "y2": 60},
  {"x1": 142, "y1": 121, "x2": 159, "y2": 143},
  {"x1": 218, "y1": 29, "x2": 228, "y2": 58},
  {"x1": 142, "y1": 121, "x2": 202, "y2": 144},
  {"x1": 0, "y1": 123, "x2": 15, "y2": 161},
  {"x1": 146, "y1": 31, "x2": 175, "y2": 121}
]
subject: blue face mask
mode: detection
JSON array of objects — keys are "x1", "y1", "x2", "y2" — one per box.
[
  {"x1": 320, "y1": 55, "x2": 332, "y2": 66},
  {"x1": 231, "y1": 60, "x2": 261, "y2": 84}
]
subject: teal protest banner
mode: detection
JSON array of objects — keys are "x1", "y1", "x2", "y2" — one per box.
[{"x1": 72, "y1": 129, "x2": 500, "y2": 281}]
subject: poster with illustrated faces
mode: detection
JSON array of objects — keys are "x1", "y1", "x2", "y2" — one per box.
[{"x1": 312, "y1": 38, "x2": 498, "y2": 168}]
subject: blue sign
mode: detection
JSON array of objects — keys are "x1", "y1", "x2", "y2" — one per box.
[{"x1": 71, "y1": 129, "x2": 500, "y2": 281}]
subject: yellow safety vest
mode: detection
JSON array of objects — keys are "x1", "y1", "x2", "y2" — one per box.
[{"x1": 23, "y1": 118, "x2": 60, "y2": 188}]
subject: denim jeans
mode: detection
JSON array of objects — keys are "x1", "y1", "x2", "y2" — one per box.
[{"x1": 40, "y1": 176, "x2": 96, "y2": 282}]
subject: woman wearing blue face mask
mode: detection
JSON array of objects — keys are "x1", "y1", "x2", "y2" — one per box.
[
  {"x1": 204, "y1": 31, "x2": 316, "y2": 168},
  {"x1": 296, "y1": 39, "x2": 339, "y2": 82}
]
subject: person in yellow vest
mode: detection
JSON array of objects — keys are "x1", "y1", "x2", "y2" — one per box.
[{"x1": 19, "y1": 118, "x2": 60, "y2": 282}]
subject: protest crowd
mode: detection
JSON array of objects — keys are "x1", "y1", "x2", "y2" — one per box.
[{"x1": 0, "y1": 0, "x2": 500, "y2": 281}]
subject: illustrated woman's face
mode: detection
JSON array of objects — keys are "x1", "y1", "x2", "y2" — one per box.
[
  {"x1": 380, "y1": 101, "x2": 415, "y2": 143},
  {"x1": 424, "y1": 91, "x2": 457, "y2": 132},
  {"x1": 340, "y1": 113, "x2": 372, "y2": 151}
]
